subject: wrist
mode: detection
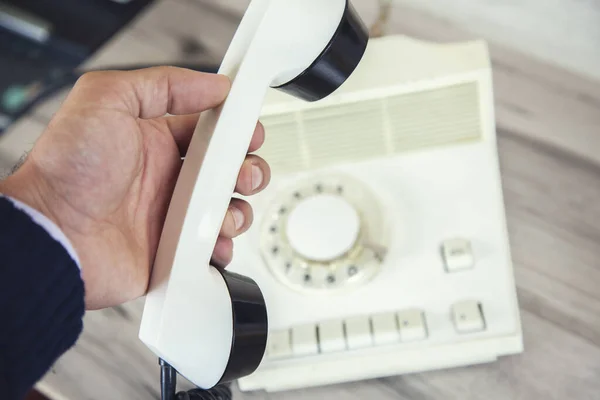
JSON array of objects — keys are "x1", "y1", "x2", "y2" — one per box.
[
  {"x1": 0, "y1": 163, "x2": 81, "y2": 267},
  {"x1": 0, "y1": 163, "x2": 55, "y2": 222}
]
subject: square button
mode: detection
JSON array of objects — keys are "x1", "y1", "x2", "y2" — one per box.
[
  {"x1": 441, "y1": 238, "x2": 474, "y2": 272},
  {"x1": 452, "y1": 300, "x2": 486, "y2": 333},
  {"x1": 318, "y1": 320, "x2": 346, "y2": 353},
  {"x1": 344, "y1": 316, "x2": 373, "y2": 350},
  {"x1": 291, "y1": 324, "x2": 319, "y2": 356},
  {"x1": 266, "y1": 330, "x2": 292, "y2": 359},
  {"x1": 397, "y1": 309, "x2": 427, "y2": 342},
  {"x1": 371, "y1": 312, "x2": 400, "y2": 345}
]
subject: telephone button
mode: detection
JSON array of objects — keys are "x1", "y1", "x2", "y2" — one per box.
[
  {"x1": 266, "y1": 330, "x2": 292, "y2": 359},
  {"x1": 397, "y1": 309, "x2": 427, "y2": 342},
  {"x1": 441, "y1": 238, "x2": 474, "y2": 272},
  {"x1": 371, "y1": 312, "x2": 400, "y2": 345},
  {"x1": 344, "y1": 316, "x2": 373, "y2": 350},
  {"x1": 291, "y1": 324, "x2": 319, "y2": 356},
  {"x1": 452, "y1": 300, "x2": 486, "y2": 333},
  {"x1": 318, "y1": 320, "x2": 346, "y2": 353}
]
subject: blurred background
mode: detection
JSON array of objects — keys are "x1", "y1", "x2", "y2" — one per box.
[
  {"x1": 2, "y1": 0, "x2": 599, "y2": 171},
  {"x1": 2, "y1": 1, "x2": 600, "y2": 399}
]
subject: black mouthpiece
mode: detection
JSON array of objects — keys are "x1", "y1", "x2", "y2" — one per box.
[{"x1": 215, "y1": 269, "x2": 268, "y2": 385}]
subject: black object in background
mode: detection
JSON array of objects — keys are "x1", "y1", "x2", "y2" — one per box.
[{"x1": 0, "y1": 0, "x2": 155, "y2": 134}]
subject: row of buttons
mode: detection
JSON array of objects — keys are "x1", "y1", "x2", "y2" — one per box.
[{"x1": 266, "y1": 301, "x2": 486, "y2": 359}]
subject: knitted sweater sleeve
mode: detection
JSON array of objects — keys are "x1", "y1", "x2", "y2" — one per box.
[{"x1": 0, "y1": 196, "x2": 84, "y2": 400}]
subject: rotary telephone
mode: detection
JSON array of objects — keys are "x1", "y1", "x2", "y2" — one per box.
[{"x1": 229, "y1": 34, "x2": 523, "y2": 392}]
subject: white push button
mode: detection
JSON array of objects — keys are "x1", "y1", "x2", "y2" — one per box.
[
  {"x1": 397, "y1": 309, "x2": 427, "y2": 341},
  {"x1": 371, "y1": 312, "x2": 400, "y2": 345},
  {"x1": 452, "y1": 300, "x2": 485, "y2": 333},
  {"x1": 345, "y1": 316, "x2": 373, "y2": 349},
  {"x1": 441, "y1": 238, "x2": 474, "y2": 271},
  {"x1": 266, "y1": 330, "x2": 292, "y2": 359},
  {"x1": 291, "y1": 324, "x2": 319, "y2": 356},
  {"x1": 318, "y1": 320, "x2": 346, "y2": 353}
]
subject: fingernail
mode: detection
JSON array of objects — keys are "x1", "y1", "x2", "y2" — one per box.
[
  {"x1": 231, "y1": 207, "x2": 245, "y2": 231},
  {"x1": 252, "y1": 164, "x2": 263, "y2": 191}
]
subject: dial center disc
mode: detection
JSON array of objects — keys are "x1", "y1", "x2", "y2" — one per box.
[{"x1": 285, "y1": 194, "x2": 360, "y2": 262}]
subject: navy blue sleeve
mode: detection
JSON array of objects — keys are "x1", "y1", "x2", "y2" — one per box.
[{"x1": 0, "y1": 197, "x2": 85, "y2": 400}]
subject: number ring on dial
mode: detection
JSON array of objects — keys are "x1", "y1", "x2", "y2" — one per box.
[{"x1": 259, "y1": 175, "x2": 388, "y2": 294}]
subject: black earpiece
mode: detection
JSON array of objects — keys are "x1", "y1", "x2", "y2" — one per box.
[{"x1": 275, "y1": 1, "x2": 369, "y2": 102}]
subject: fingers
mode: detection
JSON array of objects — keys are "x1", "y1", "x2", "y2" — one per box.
[
  {"x1": 235, "y1": 154, "x2": 271, "y2": 196},
  {"x1": 220, "y1": 198, "x2": 254, "y2": 238},
  {"x1": 161, "y1": 115, "x2": 265, "y2": 157},
  {"x1": 212, "y1": 198, "x2": 254, "y2": 267},
  {"x1": 247, "y1": 122, "x2": 265, "y2": 153},
  {"x1": 211, "y1": 236, "x2": 233, "y2": 268},
  {"x1": 70, "y1": 67, "x2": 231, "y2": 119}
]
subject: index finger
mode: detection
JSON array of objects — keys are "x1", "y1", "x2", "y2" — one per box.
[{"x1": 69, "y1": 66, "x2": 231, "y2": 119}]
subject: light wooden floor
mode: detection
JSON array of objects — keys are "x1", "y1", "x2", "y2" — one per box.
[{"x1": 2, "y1": 1, "x2": 600, "y2": 399}]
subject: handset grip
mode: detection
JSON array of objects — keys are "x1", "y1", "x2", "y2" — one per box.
[
  {"x1": 139, "y1": 56, "x2": 273, "y2": 389},
  {"x1": 174, "y1": 69, "x2": 271, "y2": 267}
]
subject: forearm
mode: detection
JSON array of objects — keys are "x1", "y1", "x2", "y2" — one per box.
[{"x1": 0, "y1": 195, "x2": 84, "y2": 400}]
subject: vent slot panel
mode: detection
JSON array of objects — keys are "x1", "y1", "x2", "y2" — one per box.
[
  {"x1": 257, "y1": 113, "x2": 306, "y2": 171},
  {"x1": 258, "y1": 82, "x2": 482, "y2": 174},
  {"x1": 388, "y1": 83, "x2": 481, "y2": 152},
  {"x1": 302, "y1": 100, "x2": 387, "y2": 169}
]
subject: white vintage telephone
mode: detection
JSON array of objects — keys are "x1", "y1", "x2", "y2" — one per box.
[
  {"x1": 230, "y1": 35, "x2": 523, "y2": 392},
  {"x1": 139, "y1": 0, "x2": 523, "y2": 396}
]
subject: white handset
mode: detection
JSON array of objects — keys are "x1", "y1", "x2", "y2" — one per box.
[{"x1": 139, "y1": 0, "x2": 369, "y2": 390}]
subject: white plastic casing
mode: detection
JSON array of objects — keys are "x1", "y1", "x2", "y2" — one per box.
[{"x1": 230, "y1": 35, "x2": 524, "y2": 392}]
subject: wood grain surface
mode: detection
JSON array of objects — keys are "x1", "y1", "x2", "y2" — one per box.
[{"x1": 1, "y1": 1, "x2": 599, "y2": 399}]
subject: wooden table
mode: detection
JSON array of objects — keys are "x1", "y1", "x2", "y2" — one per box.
[{"x1": 1, "y1": 1, "x2": 600, "y2": 399}]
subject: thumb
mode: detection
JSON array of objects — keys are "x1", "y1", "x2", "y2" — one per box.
[{"x1": 65, "y1": 66, "x2": 231, "y2": 119}]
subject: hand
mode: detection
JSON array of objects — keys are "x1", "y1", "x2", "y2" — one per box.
[{"x1": 0, "y1": 67, "x2": 271, "y2": 310}]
